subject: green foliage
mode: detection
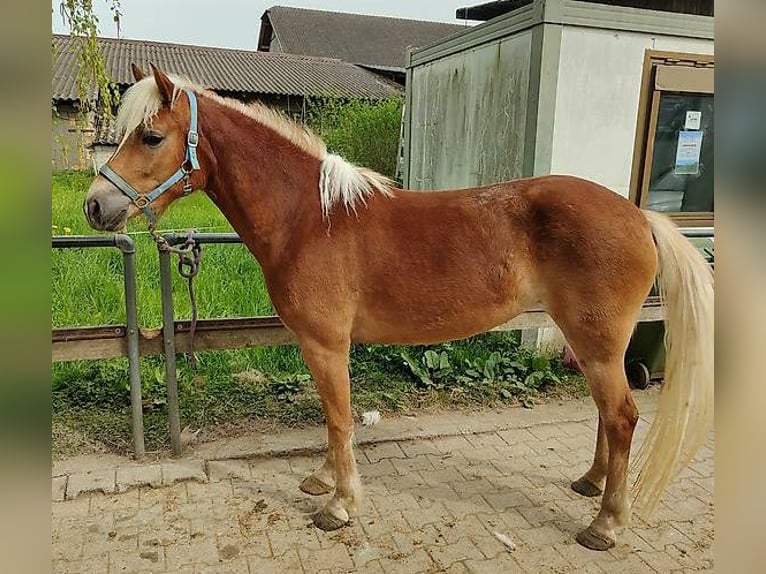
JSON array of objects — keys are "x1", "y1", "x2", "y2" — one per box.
[
  {"x1": 270, "y1": 374, "x2": 311, "y2": 403},
  {"x1": 306, "y1": 98, "x2": 404, "y2": 179},
  {"x1": 397, "y1": 340, "x2": 563, "y2": 408},
  {"x1": 57, "y1": 1, "x2": 123, "y2": 117}
]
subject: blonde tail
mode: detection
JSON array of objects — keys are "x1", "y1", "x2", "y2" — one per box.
[{"x1": 632, "y1": 211, "x2": 714, "y2": 516}]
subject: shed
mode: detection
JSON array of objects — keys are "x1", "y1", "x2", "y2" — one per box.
[{"x1": 403, "y1": 0, "x2": 714, "y2": 226}]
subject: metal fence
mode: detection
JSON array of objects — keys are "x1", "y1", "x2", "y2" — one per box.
[
  {"x1": 52, "y1": 234, "x2": 145, "y2": 458},
  {"x1": 52, "y1": 227, "x2": 714, "y2": 458}
]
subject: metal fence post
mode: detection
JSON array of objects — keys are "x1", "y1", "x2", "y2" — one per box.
[
  {"x1": 52, "y1": 234, "x2": 146, "y2": 459},
  {"x1": 114, "y1": 235, "x2": 145, "y2": 459},
  {"x1": 159, "y1": 248, "x2": 183, "y2": 456}
]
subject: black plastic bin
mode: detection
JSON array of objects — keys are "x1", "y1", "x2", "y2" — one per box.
[{"x1": 625, "y1": 234, "x2": 714, "y2": 389}]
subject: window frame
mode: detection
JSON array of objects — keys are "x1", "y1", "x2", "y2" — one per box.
[{"x1": 629, "y1": 50, "x2": 715, "y2": 227}]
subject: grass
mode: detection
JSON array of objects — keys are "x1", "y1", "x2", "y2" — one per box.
[{"x1": 52, "y1": 170, "x2": 586, "y2": 458}]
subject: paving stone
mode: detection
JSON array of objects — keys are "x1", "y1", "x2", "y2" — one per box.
[
  {"x1": 378, "y1": 548, "x2": 434, "y2": 573},
  {"x1": 427, "y1": 536, "x2": 484, "y2": 568},
  {"x1": 186, "y1": 479, "x2": 233, "y2": 502},
  {"x1": 465, "y1": 432, "x2": 509, "y2": 450},
  {"x1": 248, "y1": 549, "x2": 303, "y2": 573},
  {"x1": 161, "y1": 460, "x2": 207, "y2": 485},
  {"x1": 115, "y1": 464, "x2": 162, "y2": 493},
  {"x1": 208, "y1": 459, "x2": 252, "y2": 482},
  {"x1": 67, "y1": 470, "x2": 116, "y2": 499},
  {"x1": 248, "y1": 457, "x2": 293, "y2": 482},
  {"x1": 53, "y1": 497, "x2": 91, "y2": 520},
  {"x1": 432, "y1": 434, "x2": 474, "y2": 454},
  {"x1": 391, "y1": 454, "x2": 435, "y2": 475},
  {"x1": 636, "y1": 549, "x2": 685, "y2": 572},
  {"x1": 465, "y1": 554, "x2": 526, "y2": 574},
  {"x1": 52, "y1": 475, "x2": 67, "y2": 502},
  {"x1": 297, "y1": 543, "x2": 354, "y2": 571},
  {"x1": 496, "y1": 428, "x2": 538, "y2": 446},
  {"x1": 363, "y1": 441, "x2": 406, "y2": 463}
]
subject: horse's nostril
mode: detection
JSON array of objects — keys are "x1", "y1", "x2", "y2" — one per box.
[{"x1": 87, "y1": 197, "x2": 101, "y2": 222}]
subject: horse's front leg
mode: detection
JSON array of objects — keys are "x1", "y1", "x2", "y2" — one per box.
[{"x1": 300, "y1": 337, "x2": 361, "y2": 530}]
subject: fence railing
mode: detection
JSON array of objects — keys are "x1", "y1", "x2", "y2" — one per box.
[
  {"x1": 52, "y1": 234, "x2": 145, "y2": 459},
  {"x1": 52, "y1": 227, "x2": 714, "y2": 457}
]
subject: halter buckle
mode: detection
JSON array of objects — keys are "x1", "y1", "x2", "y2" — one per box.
[
  {"x1": 187, "y1": 131, "x2": 199, "y2": 147},
  {"x1": 134, "y1": 196, "x2": 150, "y2": 209}
]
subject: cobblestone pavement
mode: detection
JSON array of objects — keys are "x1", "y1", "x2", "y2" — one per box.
[{"x1": 52, "y1": 394, "x2": 714, "y2": 573}]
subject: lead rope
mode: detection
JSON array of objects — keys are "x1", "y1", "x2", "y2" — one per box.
[{"x1": 150, "y1": 225, "x2": 202, "y2": 367}]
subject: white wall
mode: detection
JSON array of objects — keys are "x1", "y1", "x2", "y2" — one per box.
[{"x1": 549, "y1": 27, "x2": 713, "y2": 198}]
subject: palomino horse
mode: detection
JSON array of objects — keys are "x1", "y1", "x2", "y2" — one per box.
[{"x1": 84, "y1": 65, "x2": 713, "y2": 551}]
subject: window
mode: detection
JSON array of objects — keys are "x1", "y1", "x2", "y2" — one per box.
[{"x1": 630, "y1": 51, "x2": 714, "y2": 226}]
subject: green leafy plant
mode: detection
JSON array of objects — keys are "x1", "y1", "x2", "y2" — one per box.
[
  {"x1": 306, "y1": 97, "x2": 404, "y2": 180},
  {"x1": 270, "y1": 374, "x2": 311, "y2": 403},
  {"x1": 399, "y1": 343, "x2": 562, "y2": 407}
]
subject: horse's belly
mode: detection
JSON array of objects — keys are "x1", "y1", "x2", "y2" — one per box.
[{"x1": 351, "y1": 293, "x2": 530, "y2": 345}]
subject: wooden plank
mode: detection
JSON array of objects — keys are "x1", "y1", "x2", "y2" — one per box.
[
  {"x1": 52, "y1": 303, "x2": 666, "y2": 363},
  {"x1": 629, "y1": 50, "x2": 656, "y2": 206},
  {"x1": 655, "y1": 64, "x2": 714, "y2": 94},
  {"x1": 492, "y1": 303, "x2": 665, "y2": 332},
  {"x1": 53, "y1": 337, "x2": 126, "y2": 362},
  {"x1": 52, "y1": 327, "x2": 163, "y2": 361},
  {"x1": 175, "y1": 326, "x2": 297, "y2": 352},
  {"x1": 493, "y1": 310, "x2": 555, "y2": 331},
  {"x1": 638, "y1": 90, "x2": 662, "y2": 209}
]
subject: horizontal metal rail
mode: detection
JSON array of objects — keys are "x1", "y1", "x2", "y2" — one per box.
[{"x1": 51, "y1": 234, "x2": 145, "y2": 459}]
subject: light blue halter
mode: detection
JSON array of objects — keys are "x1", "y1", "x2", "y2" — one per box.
[{"x1": 99, "y1": 89, "x2": 200, "y2": 225}]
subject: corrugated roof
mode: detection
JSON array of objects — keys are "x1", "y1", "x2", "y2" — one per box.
[
  {"x1": 52, "y1": 34, "x2": 403, "y2": 102},
  {"x1": 260, "y1": 6, "x2": 466, "y2": 71}
]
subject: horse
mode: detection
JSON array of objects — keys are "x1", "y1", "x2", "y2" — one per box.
[{"x1": 84, "y1": 64, "x2": 713, "y2": 551}]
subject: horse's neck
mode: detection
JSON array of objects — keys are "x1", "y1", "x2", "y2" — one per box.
[{"x1": 201, "y1": 103, "x2": 322, "y2": 266}]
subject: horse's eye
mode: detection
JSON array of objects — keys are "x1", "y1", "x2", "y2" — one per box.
[{"x1": 142, "y1": 132, "x2": 164, "y2": 147}]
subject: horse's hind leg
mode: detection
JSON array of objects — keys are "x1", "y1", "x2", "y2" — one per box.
[
  {"x1": 571, "y1": 415, "x2": 607, "y2": 497},
  {"x1": 575, "y1": 357, "x2": 638, "y2": 550},
  {"x1": 550, "y1": 299, "x2": 643, "y2": 549}
]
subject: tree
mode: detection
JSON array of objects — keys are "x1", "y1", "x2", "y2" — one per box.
[{"x1": 56, "y1": 1, "x2": 123, "y2": 117}]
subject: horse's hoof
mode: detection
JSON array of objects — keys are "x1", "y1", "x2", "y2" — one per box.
[
  {"x1": 312, "y1": 509, "x2": 349, "y2": 531},
  {"x1": 571, "y1": 478, "x2": 603, "y2": 498},
  {"x1": 576, "y1": 527, "x2": 615, "y2": 551},
  {"x1": 300, "y1": 475, "x2": 334, "y2": 496}
]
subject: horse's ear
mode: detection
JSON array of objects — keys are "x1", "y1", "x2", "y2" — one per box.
[
  {"x1": 150, "y1": 63, "x2": 175, "y2": 106},
  {"x1": 130, "y1": 63, "x2": 145, "y2": 82}
]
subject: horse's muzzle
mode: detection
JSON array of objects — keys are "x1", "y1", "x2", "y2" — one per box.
[{"x1": 84, "y1": 176, "x2": 132, "y2": 231}]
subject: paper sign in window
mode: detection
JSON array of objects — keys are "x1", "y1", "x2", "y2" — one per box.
[
  {"x1": 675, "y1": 130, "x2": 703, "y2": 176},
  {"x1": 685, "y1": 111, "x2": 702, "y2": 130}
]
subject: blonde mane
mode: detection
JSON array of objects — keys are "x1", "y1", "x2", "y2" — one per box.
[{"x1": 115, "y1": 76, "x2": 394, "y2": 218}]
